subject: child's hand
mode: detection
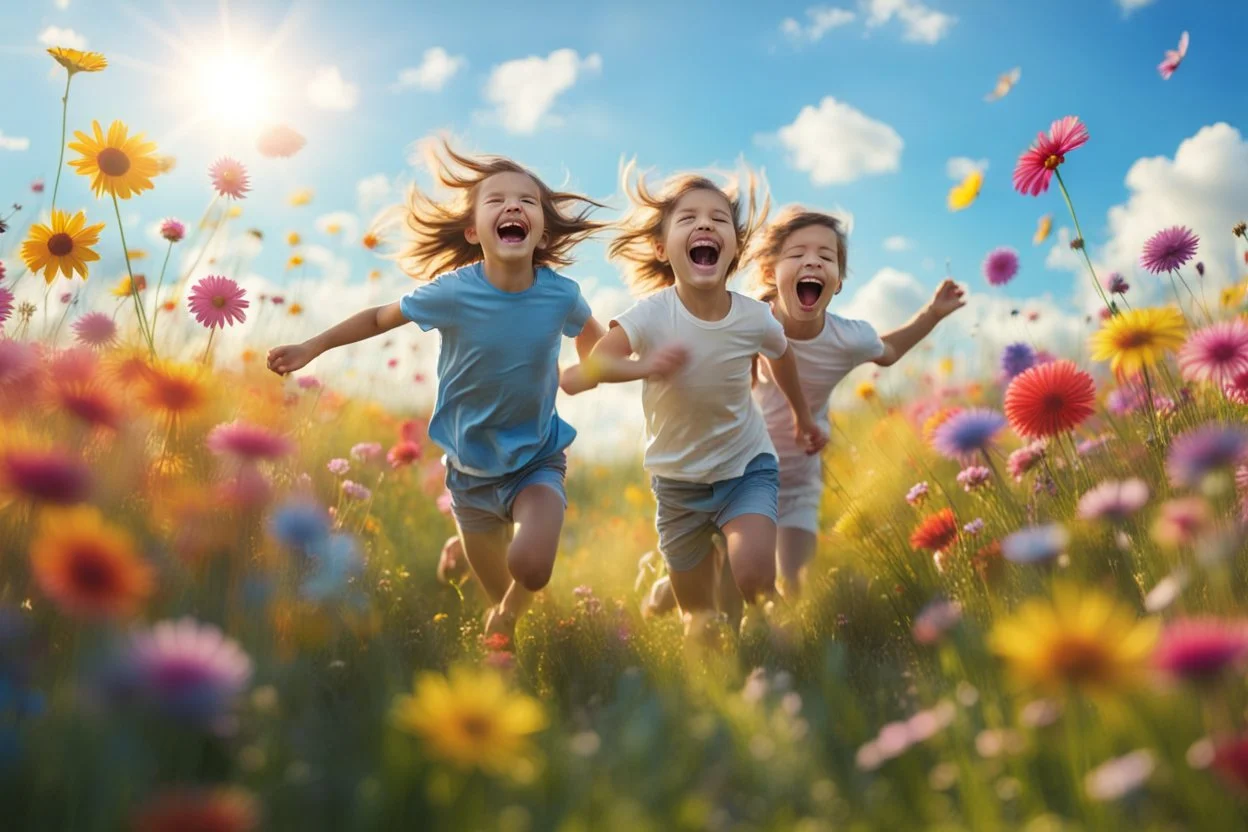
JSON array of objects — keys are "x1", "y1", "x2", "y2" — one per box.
[
  {"x1": 267, "y1": 343, "x2": 315, "y2": 376},
  {"x1": 641, "y1": 344, "x2": 689, "y2": 380},
  {"x1": 928, "y1": 279, "x2": 967, "y2": 319},
  {"x1": 559, "y1": 364, "x2": 597, "y2": 396},
  {"x1": 795, "y1": 416, "x2": 828, "y2": 456}
]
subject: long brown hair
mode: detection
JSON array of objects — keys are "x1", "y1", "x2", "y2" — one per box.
[
  {"x1": 748, "y1": 206, "x2": 848, "y2": 303},
  {"x1": 607, "y1": 159, "x2": 769, "y2": 297},
  {"x1": 386, "y1": 137, "x2": 607, "y2": 282}
]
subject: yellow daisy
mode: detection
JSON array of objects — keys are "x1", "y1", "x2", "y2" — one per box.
[
  {"x1": 990, "y1": 583, "x2": 1158, "y2": 696},
  {"x1": 20, "y1": 209, "x2": 105, "y2": 283},
  {"x1": 288, "y1": 189, "x2": 314, "y2": 207},
  {"x1": 287, "y1": 255, "x2": 304, "y2": 269},
  {"x1": 288, "y1": 303, "x2": 304, "y2": 317},
  {"x1": 287, "y1": 232, "x2": 301, "y2": 246},
  {"x1": 67, "y1": 120, "x2": 160, "y2": 200},
  {"x1": 47, "y1": 47, "x2": 107, "y2": 76},
  {"x1": 1033, "y1": 214, "x2": 1053, "y2": 245},
  {"x1": 112, "y1": 275, "x2": 147, "y2": 297},
  {"x1": 1088, "y1": 306, "x2": 1186, "y2": 378},
  {"x1": 391, "y1": 665, "x2": 547, "y2": 776},
  {"x1": 947, "y1": 170, "x2": 982, "y2": 212}
]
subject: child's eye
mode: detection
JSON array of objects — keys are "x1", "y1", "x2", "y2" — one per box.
[
  {"x1": 522, "y1": 197, "x2": 538, "y2": 205},
  {"x1": 677, "y1": 216, "x2": 693, "y2": 224}
]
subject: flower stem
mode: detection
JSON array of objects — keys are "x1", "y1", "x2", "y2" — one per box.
[
  {"x1": 50, "y1": 73, "x2": 72, "y2": 213},
  {"x1": 149, "y1": 240, "x2": 175, "y2": 344},
  {"x1": 1054, "y1": 169, "x2": 1114, "y2": 314},
  {"x1": 202, "y1": 326, "x2": 217, "y2": 365},
  {"x1": 111, "y1": 192, "x2": 155, "y2": 356}
]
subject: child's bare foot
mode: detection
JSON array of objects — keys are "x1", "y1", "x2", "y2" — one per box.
[
  {"x1": 682, "y1": 609, "x2": 731, "y2": 653},
  {"x1": 436, "y1": 536, "x2": 469, "y2": 585}
]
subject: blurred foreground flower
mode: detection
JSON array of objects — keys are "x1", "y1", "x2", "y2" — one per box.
[
  {"x1": 131, "y1": 786, "x2": 259, "y2": 832},
  {"x1": 124, "y1": 617, "x2": 253, "y2": 727},
  {"x1": 30, "y1": 506, "x2": 153, "y2": 619}
]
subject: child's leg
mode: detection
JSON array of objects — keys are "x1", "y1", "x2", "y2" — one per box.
[
  {"x1": 777, "y1": 527, "x2": 818, "y2": 598},
  {"x1": 454, "y1": 523, "x2": 514, "y2": 604},
  {"x1": 495, "y1": 483, "x2": 565, "y2": 622},
  {"x1": 721, "y1": 513, "x2": 778, "y2": 604},
  {"x1": 666, "y1": 549, "x2": 718, "y2": 614}
]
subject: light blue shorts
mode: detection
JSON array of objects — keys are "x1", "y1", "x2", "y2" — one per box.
[
  {"x1": 649, "y1": 453, "x2": 779, "y2": 572},
  {"x1": 445, "y1": 450, "x2": 568, "y2": 534}
]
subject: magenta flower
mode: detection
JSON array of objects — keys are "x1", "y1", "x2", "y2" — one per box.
[
  {"x1": 0, "y1": 449, "x2": 92, "y2": 504},
  {"x1": 126, "y1": 617, "x2": 253, "y2": 726},
  {"x1": 70, "y1": 312, "x2": 117, "y2": 347},
  {"x1": 1158, "y1": 31, "x2": 1189, "y2": 81},
  {"x1": 1179, "y1": 320, "x2": 1248, "y2": 386},
  {"x1": 31, "y1": 178, "x2": 45, "y2": 193},
  {"x1": 1012, "y1": 116, "x2": 1090, "y2": 196},
  {"x1": 1077, "y1": 478, "x2": 1150, "y2": 523},
  {"x1": 159, "y1": 218, "x2": 185, "y2": 243},
  {"x1": 206, "y1": 421, "x2": 294, "y2": 461},
  {"x1": 327, "y1": 458, "x2": 350, "y2": 476},
  {"x1": 1103, "y1": 273, "x2": 1129, "y2": 295},
  {"x1": 342, "y1": 480, "x2": 371, "y2": 501},
  {"x1": 1141, "y1": 226, "x2": 1199, "y2": 274},
  {"x1": 957, "y1": 465, "x2": 992, "y2": 492},
  {"x1": 1154, "y1": 617, "x2": 1248, "y2": 683},
  {"x1": 0, "y1": 284, "x2": 13, "y2": 325},
  {"x1": 1225, "y1": 371, "x2": 1248, "y2": 406},
  {"x1": 1007, "y1": 440, "x2": 1047, "y2": 481},
  {"x1": 209, "y1": 157, "x2": 250, "y2": 200},
  {"x1": 187, "y1": 275, "x2": 248, "y2": 329},
  {"x1": 350, "y1": 442, "x2": 383, "y2": 462},
  {"x1": 905, "y1": 481, "x2": 928, "y2": 507},
  {"x1": 983, "y1": 247, "x2": 1020, "y2": 287}
]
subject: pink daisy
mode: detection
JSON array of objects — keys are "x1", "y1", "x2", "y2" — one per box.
[
  {"x1": 0, "y1": 284, "x2": 13, "y2": 325},
  {"x1": 982, "y1": 247, "x2": 1020, "y2": 287},
  {"x1": 209, "y1": 157, "x2": 250, "y2": 200},
  {"x1": 1141, "y1": 226, "x2": 1199, "y2": 274},
  {"x1": 159, "y1": 218, "x2": 185, "y2": 243},
  {"x1": 71, "y1": 312, "x2": 117, "y2": 347},
  {"x1": 342, "y1": 480, "x2": 371, "y2": 501},
  {"x1": 187, "y1": 275, "x2": 248, "y2": 329},
  {"x1": 1224, "y1": 371, "x2": 1248, "y2": 406},
  {"x1": 1076, "y1": 478, "x2": 1150, "y2": 523},
  {"x1": 1179, "y1": 319, "x2": 1248, "y2": 386},
  {"x1": 1154, "y1": 617, "x2": 1248, "y2": 683},
  {"x1": 206, "y1": 420, "x2": 294, "y2": 460},
  {"x1": 1, "y1": 449, "x2": 92, "y2": 504},
  {"x1": 125, "y1": 616, "x2": 253, "y2": 726},
  {"x1": 1158, "y1": 31, "x2": 1189, "y2": 81},
  {"x1": 1007, "y1": 440, "x2": 1047, "y2": 481},
  {"x1": 256, "y1": 124, "x2": 306, "y2": 159},
  {"x1": 1012, "y1": 115, "x2": 1090, "y2": 196}
]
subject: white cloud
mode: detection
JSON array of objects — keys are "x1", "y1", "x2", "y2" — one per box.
[
  {"x1": 38, "y1": 25, "x2": 86, "y2": 50},
  {"x1": 1116, "y1": 0, "x2": 1157, "y2": 15},
  {"x1": 1045, "y1": 123, "x2": 1248, "y2": 311},
  {"x1": 484, "y1": 49, "x2": 602, "y2": 134},
  {"x1": 313, "y1": 212, "x2": 361, "y2": 246},
  {"x1": 306, "y1": 66, "x2": 358, "y2": 111},
  {"x1": 769, "y1": 97, "x2": 903, "y2": 185},
  {"x1": 356, "y1": 174, "x2": 392, "y2": 214},
  {"x1": 55, "y1": 0, "x2": 71, "y2": 9},
  {"x1": 838, "y1": 267, "x2": 929, "y2": 332},
  {"x1": 0, "y1": 131, "x2": 30, "y2": 151},
  {"x1": 394, "y1": 47, "x2": 466, "y2": 92},
  {"x1": 883, "y1": 235, "x2": 912, "y2": 252},
  {"x1": 946, "y1": 156, "x2": 988, "y2": 180},
  {"x1": 781, "y1": 6, "x2": 856, "y2": 42},
  {"x1": 862, "y1": 0, "x2": 956, "y2": 44}
]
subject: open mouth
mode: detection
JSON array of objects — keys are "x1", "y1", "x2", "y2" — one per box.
[
  {"x1": 497, "y1": 220, "x2": 529, "y2": 244},
  {"x1": 795, "y1": 277, "x2": 824, "y2": 310},
  {"x1": 688, "y1": 237, "x2": 721, "y2": 269}
]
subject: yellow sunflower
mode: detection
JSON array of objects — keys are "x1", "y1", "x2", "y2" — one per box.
[
  {"x1": 990, "y1": 583, "x2": 1158, "y2": 696},
  {"x1": 138, "y1": 361, "x2": 208, "y2": 419},
  {"x1": 1088, "y1": 306, "x2": 1186, "y2": 378},
  {"x1": 287, "y1": 232, "x2": 301, "y2": 246},
  {"x1": 391, "y1": 665, "x2": 547, "y2": 776},
  {"x1": 30, "y1": 505, "x2": 154, "y2": 620},
  {"x1": 67, "y1": 120, "x2": 160, "y2": 200},
  {"x1": 20, "y1": 209, "x2": 104, "y2": 283},
  {"x1": 47, "y1": 47, "x2": 107, "y2": 75},
  {"x1": 947, "y1": 170, "x2": 982, "y2": 212}
]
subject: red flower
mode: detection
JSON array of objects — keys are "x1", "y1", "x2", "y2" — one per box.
[
  {"x1": 1013, "y1": 115, "x2": 1089, "y2": 196},
  {"x1": 1004, "y1": 360, "x2": 1096, "y2": 439},
  {"x1": 1212, "y1": 736, "x2": 1248, "y2": 792},
  {"x1": 910, "y1": 508, "x2": 959, "y2": 553},
  {"x1": 386, "y1": 440, "x2": 421, "y2": 469}
]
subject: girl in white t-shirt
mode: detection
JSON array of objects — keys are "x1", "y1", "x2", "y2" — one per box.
[
  {"x1": 748, "y1": 206, "x2": 966, "y2": 596},
  {"x1": 561, "y1": 167, "x2": 826, "y2": 637}
]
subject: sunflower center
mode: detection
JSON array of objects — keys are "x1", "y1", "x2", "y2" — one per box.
[
  {"x1": 459, "y1": 713, "x2": 493, "y2": 740},
  {"x1": 1043, "y1": 154, "x2": 1064, "y2": 171},
  {"x1": 97, "y1": 147, "x2": 131, "y2": 177},
  {"x1": 47, "y1": 232, "x2": 75, "y2": 257},
  {"x1": 1115, "y1": 329, "x2": 1152, "y2": 350},
  {"x1": 69, "y1": 548, "x2": 118, "y2": 594},
  {"x1": 1050, "y1": 635, "x2": 1111, "y2": 683}
]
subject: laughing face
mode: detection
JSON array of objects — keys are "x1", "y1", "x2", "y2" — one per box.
[
  {"x1": 465, "y1": 171, "x2": 548, "y2": 266},
  {"x1": 770, "y1": 223, "x2": 843, "y2": 322},
  {"x1": 654, "y1": 188, "x2": 737, "y2": 292}
]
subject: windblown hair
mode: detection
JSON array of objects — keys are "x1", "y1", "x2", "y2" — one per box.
[
  {"x1": 748, "y1": 206, "x2": 849, "y2": 303},
  {"x1": 608, "y1": 160, "x2": 769, "y2": 297},
  {"x1": 388, "y1": 137, "x2": 606, "y2": 282}
]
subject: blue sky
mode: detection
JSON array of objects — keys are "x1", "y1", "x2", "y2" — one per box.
[{"x1": 1, "y1": 0, "x2": 1247, "y2": 443}]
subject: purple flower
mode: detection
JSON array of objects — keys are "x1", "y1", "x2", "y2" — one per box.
[
  {"x1": 1077, "y1": 479, "x2": 1150, "y2": 523},
  {"x1": 1154, "y1": 618, "x2": 1248, "y2": 682},
  {"x1": 1000, "y1": 343, "x2": 1036, "y2": 380},
  {"x1": 1076, "y1": 434, "x2": 1112, "y2": 457},
  {"x1": 957, "y1": 466, "x2": 993, "y2": 492},
  {"x1": 327, "y1": 458, "x2": 350, "y2": 476},
  {"x1": 1140, "y1": 226, "x2": 1199, "y2": 274},
  {"x1": 931, "y1": 409, "x2": 1007, "y2": 462},
  {"x1": 1007, "y1": 440, "x2": 1047, "y2": 481},
  {"x1": 913, "y1": 597, "x2": 962, "y2": 645},
  {"x1": 1166, "y1": 424, "x2": 1248, "y2": 489},
  {"x1": 125, "y1": 617, "x2": 252, "y2": 726},
  {"x1": 0, "y1": 285, "x2": 14, "y2": 326},
  {"x1": 1103, "y1": 273, "x2": 1130, "y2": 295},
  {"x1": 905, "y1": 481, "x2": 929, "y2": 507},
  {"x1": 983, "y1": 247, "x2": 1020, "y2": 287},
  {"x1": 350, "y1": 442, "x2": 383, "y2": 462},
  {"x1": 1002, "y1": 524, "x2": 1069, "y2": 565},
  {"x1": 342, "y1": 480, "x2": 372, "y2": 500},
  {"x1": 963, "y1": 518, "x2": 985, "y2": 535}
]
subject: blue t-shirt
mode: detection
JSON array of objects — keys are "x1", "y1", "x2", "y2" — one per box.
[{"x1": 399, "y1": 262, "x2": 591, "y2": 478}]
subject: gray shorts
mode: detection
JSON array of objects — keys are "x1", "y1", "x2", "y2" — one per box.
[
  {"x1": 445, "y1": 450, "x2": 568, "y2": 534},
  {"x1": 649, "y1": 453, "x2": 779, "y2": 572}
]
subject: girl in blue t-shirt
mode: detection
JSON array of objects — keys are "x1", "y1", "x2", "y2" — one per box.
[{"x1": 268, "y1": 138, "x2": 605, "y2": 638}]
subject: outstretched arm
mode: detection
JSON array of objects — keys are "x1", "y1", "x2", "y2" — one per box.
[
  {"x1": 574, "y1": 315, "x2": 606, "y2": 362},
  {"x1": 875, "y1": 278, "x2": 965, "y2": 366},
  {"x1": 762, "y1": 346, "x2": 827, "y2": 455},
  {"x1": 268, "y1": 302, "x2": 407, "y2": 375},
  {"x1": 560, "y1": 325, "x2": 687, "y2": 395}
]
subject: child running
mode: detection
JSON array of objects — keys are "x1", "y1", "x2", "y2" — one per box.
[
  {"x1": 267, "y1": 139, "x2": 605, "y2": 638},
  {"x1": 561, "y1": 165, "x2": 825, "y2": 638},
  {"x1": 748, "y1": 206, "x2": 965, "y2": 596}
]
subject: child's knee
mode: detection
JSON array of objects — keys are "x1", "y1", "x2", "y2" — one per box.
[
  {"x1": 733, "y1": 558, "x2": 777, "y2": 601},
  {"x1": 508, "y1": 548, "x2": 554, "y2": 591}
]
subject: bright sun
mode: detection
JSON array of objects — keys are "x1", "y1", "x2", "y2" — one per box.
[{"x1": 191, "y1": 53, "x2": 277, "y2": 134}]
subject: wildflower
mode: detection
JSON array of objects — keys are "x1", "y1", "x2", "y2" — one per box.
[
  {"x1": 1013, "y1": 115, "x2": 1089, "y2": 196},
  {"x1": 131, "y1": 786, "x2": 259, "y2": 832},
  {"x1": 910, "y1": 508, "x2": 958, "y2": 553},
  {"x1": 930, "y1": 408, "x2": 1007, "y2": 462},
  {"x1": 905, "y1": 481, "x2": 929, "y2": 507},
  {"x1": 1077, "y1": 479, "x2": 1149, "y2": 523},
  {"x1": 1224, "y1": 371, "x2": 1248, "y2": 406},
  {"x1": 351, "y1": 442, "x2": 383, "y2": 462},
  {"x1": 209, "y1": 158, "x2": 250, "y2": 200},
  {"x1": 256, "y1": 124, "x2": 306, "y2": 158},
  {"x1": 287, "y1": 231, "x2": 301, "y2": 246},
  {"x1": 390, "y1": 665, "x2": 547, "y2": 775},
  {"x1": 1, "y1": 449, "x2": 92, "y2": 504},
  {"x1": 124, "y1": 617, "x2": 252, "y2": 725},
  {"x1": 71, "y1": 312, "x2": 117, "y2": 348},
  {"x1": 1089, "y1": 306, "x2": 1186, "y2": 378},
  {"x1": 362, "y1": 231, "x2": 380, "y2": 250},
  {"x1": 1001, "y1": 524, "x2": 1069, "y2": 565},
  {"x1": 29, "y1": 506, "x2": 152, "y2": 619},
  {"x1": 913, "y1": 597, "x2": 962, "y2": 645},
  {"x1": 111, "y1": 274, "x2": 146, "y2": 297},
  {"x1": 329, "y1": 457, "x2": 351, "y2": 478},
  {"x1": 206, "y1": 421, "x2": 294, "y2": 461},
  {"x1": 67, "y1": 120, "x2": 159, "y2": 199},
  {"x1": 957, "y1": 466, "x2": 992, "y2": 492},
  {"x1": 1104, "y1": 272, "x2": 1129, "y2": 294},
  {"x1": 1179, "y1": 320, "x2": 1248, "y2": 386},
  {"x1": 0, "y1": 285, "x2": 14, "y2": 326},
  {"x1": 963, "y1": 518, "x2": 985, "y2": 535},
  {"x1": 1007, "y1": 440, "x2": 1047, "y2": 481},
  {"x1": 990, "y1": 583, "x2": 1158, "y2": 694},
  {"x1": 1033, "y1": 214, "x2": 1052, "y2": 245},
  {"x1": 1166, "y1": 424, "x2": 1248, "y2": 489},
  {"x1": 855, "y1": 381, "x2": 876, "y2": 401},
  {"x1": 1004, "y1": 360, "x2": 1096, "y2": 439},
  {"x1": 1157, "y1": 30, "x2": 1189, "y2": 79},
  {"x1": 47, "y1": 47, "x2": 108, "y2": 75},
  {"x1": 1152, "y1": 497, "x2": 1213, "y2": 548},
  {"x1": 159, "y1": 218, "x2": 185, "y2": 243},
  {"x1": 1086, "y1": 750, "x2": 1156, "y2": 802},
  {"x1": 947, "y1": 170, "x2": 982, "y2": 211},
  {"x1": 342, "y1": 480, "x2": 371, "y2": 501},
  {"x1": 288, "y1": 188, "x2": 314, "y2": 206},
  {"x1": 1000, "y1": 342, "x2": 1036, "y2": 380},
  {"x1": 982, "y1": 247, "x2": 1019, "y2": 287},
  {"x1": 387, "y1": 440, "x2": 421, "y2": 468},
  {"x1": 187, "y1": 275, "x2": 248, "y2": 329},
  {"x1": 268, "y1": 500, "x2": 331, "y2": 551},
  {"x1": 1154, "y1": 618, "x2": 1248, "y2": 684},
  {"x1": 1141, "y1": 226, "x2": 1199, "y2": 274},
  {"x1": 20, "y1": 209, "x2": 104, "y2": 283},
  {"x1": 138, "y1": 362, "x2": 208, "y2": 418}
]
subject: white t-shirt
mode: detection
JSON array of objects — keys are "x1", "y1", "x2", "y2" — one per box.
[
  {"x1": 753, "y1": 312, "x2": 884, "y2": 494},
  {"x1": 614, "y1": 287, "x2": 789, "y2": 483}
]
